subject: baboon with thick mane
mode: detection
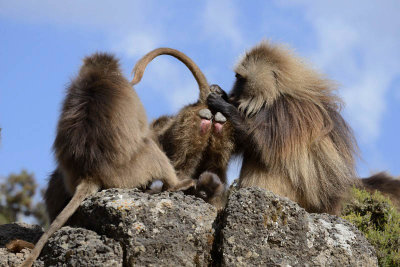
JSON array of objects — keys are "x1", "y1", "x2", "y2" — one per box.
[
  {"x1": 131, "y1": 48, "x2": 235, "y2": 208},
  {"x1": 12, "y1": 53, "x2": 194, "y2": 267},
  {"x1": 208, "y1": 41, "x2": 358, "y2": 214}
]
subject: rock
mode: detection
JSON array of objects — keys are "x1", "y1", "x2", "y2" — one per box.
[
  {"x1": 41, "y1": 227, "x2": 123, "y2": 266},
  {"x1": 73, "y1": 189, "x2": 217, "y2": 266},
  {"x1": 217, "y1": 187, "x2": 378, "y2": 266},
  {"x1": 1, "y1": 188, "x2": 377, "y2": 266},
  {"x1": 0, "y1": 223, "x2": 44, "y2": 267}
]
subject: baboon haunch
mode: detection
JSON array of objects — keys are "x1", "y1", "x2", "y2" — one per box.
[
  {"x1": 130, "y1": 48, "x2": 235, "y2": 207},
  {"x1": 12, "y1": 53, "x2": 194, "y2": 267},
  {"x1": 361, "y1": 172, "x2": 400, "y2": 209},
  {"x1": 208, "y1": 41, "x2": 358, "y2": 214}
]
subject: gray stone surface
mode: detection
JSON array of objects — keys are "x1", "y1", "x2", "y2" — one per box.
[
  {"x1": 74, "y1": 189, "x2": 217, "y2": 266},
  {"x1": 218, "y1": 187, "x2": 378, "y2": 267},
  {"x1": 41, "y1": 226, "x2": 123, "y2": 266},
  {"x1": 1, "y1": 188, "x2": 378, "y2": 266}
]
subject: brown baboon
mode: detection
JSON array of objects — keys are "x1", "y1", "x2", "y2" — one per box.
[
  {"x1": 12, "y1": 53, "x2": 194, "y2": 267},
  {"x1": 207, "y1": 41, "x2": 358, "y2": 214},
  {"x1": 130, "y1": 48, "x2": 235, "y2": 206},
  {"x1": 361, "y1": 172, "x2": 400, "y2": 209}
]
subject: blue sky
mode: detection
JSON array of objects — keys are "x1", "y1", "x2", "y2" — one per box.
[{"x1": 0, "y1": 1, "x2": 399, "y2": 188}]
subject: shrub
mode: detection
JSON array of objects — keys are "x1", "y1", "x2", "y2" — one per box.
[{"x1": 342, "y1": 188, "x2": 400, "y2": 266}]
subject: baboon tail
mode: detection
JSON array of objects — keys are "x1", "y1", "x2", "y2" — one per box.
[
  {"x1": 19, "y1": 180, "x2": 99, "y2": 267},
  {"x1": 130, "y1": 47, "x2": 210, "y2": 102}
]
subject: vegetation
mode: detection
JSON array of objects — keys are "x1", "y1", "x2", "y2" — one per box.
[
  {"x1": 0, "y1": 170, "x2": 48, "y2": 227},
  {"x1": 342, "y1": 187, "x2": 400, "y2": 267}
]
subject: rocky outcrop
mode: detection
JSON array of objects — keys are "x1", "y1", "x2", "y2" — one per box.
[
  {"x1": 0, "y1": 188, "x2": 377, "y2": 266},
  {"x1": 0, "y1": 223, "x2": 44, "y2": 267},
  {"x1": 216, "y1": 188, "x2": 377, "y2": 266}
]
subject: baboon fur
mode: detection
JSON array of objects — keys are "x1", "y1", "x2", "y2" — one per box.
[
  {"x1": 361, "y1": 172, "x2": 400, "y2": 209},
  {"x1": 12, "y1": 53, "x2": 193, "y2": 267},
  {"x1": 151, "y1": 102, "x2": 234, "y2": 186},
  {"x1": 208, "y1": 41, "x2": 359, "y2": 214},
  {"x1": 130, "y1": 48, "x2": 235, "y2": 205}
]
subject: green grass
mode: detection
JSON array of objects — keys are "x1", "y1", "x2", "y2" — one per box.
[{"x1": 342, "y1": 188, "x2": 400, "y2": 266}]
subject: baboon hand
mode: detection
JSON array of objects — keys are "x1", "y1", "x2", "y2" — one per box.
[
  {"x1": 207, "y1": 92, "x2": 232, "y2": 115},
  {"x1": 210, "y1": 84, "x2": 228, "y2": 100}
]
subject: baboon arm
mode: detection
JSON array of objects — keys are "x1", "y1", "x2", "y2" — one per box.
[
  {"x1": 207, "y1": 92, "x2": 270, "y2": 159},
  {"x1": 207, "y1": 92, "x2": 252, "y2": 145},
  {"x1": 19, "y1": 180, "x2": 99, "y2": 267}
]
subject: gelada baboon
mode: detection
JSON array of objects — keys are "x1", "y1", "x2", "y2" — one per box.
[
  {"x1": 13, "y1": 53, "x2": 194, "y2": 267},
  {"x1": 361, "y1": 172, "x2": 400, "y2": 209},
  {"x1": 208, "y1": 41, "x2": 358, "y2": 214},
  {"x1": 131, "y1": 48, "x2": 235, "y2": 208}
]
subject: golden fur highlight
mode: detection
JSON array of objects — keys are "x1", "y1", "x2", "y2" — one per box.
[{"x1": 235, "y1": 41, "x2": 359, "y2": 213}]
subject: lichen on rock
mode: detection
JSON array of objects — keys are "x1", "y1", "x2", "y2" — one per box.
[{"x1": 0, "y1": 188, "x2": 378, "y2": 266}]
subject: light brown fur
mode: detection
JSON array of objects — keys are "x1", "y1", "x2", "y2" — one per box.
[
  {"x1": 130, "y1": 48, "x2": 235, "y2": 207},
  {"x1": 12, "y1": 53, "x2": 193, "y2": 267},
  {"x1": 208, "y1": 41, "x2": 359, "y2": 214}
]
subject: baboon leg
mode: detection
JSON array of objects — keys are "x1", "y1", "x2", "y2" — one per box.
[
  {"x1": 144, "y1": 138, "x2": 195, "y2": 191},
  {"x1": 45, "y1": 169, "x2": 72, "y2": 223},
  {"x1": 239, "y1": 167, "x2": 300, "y2": 205},
  {"x1": 167, "y1": 104, "x2": 213, "y2": 180}
]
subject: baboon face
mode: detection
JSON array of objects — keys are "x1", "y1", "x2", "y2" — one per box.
[
  {"x1": 229, "y1": 74, "x2": 246, "y2": 107},
  {"x1": 232, "y1": 57, "x2": 280, "y2": 116}
]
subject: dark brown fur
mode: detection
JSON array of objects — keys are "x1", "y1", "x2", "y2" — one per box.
[
  {"x1": 13, "y1": 53, "x2": 194, "y2": 267},
  {"x1": 151, "y1": 102, "x2": 234, "y2": 185},
  {"x1": 131, "y1": 48, "x2": 235, "y2": 207},
  {"x1": 208, "y1": 41, "x2": 359, "y2": 214},
  {"x1": 361, "y1": 172, "x2": 400, "y2": 209},
  {"x1": 44, "y1": 169, "x2": 72, "y2": 223},
  {"x1": 184, "y1": 172, "x2": 226, "y2": 209}
]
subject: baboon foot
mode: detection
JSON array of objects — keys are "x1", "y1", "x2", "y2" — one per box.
[
  {"x1": 167, "y1": 178, "x2": 196, "y2": 192},
  {"x1": 196, "y1": 172, "x2": 224, "y2": 200}
]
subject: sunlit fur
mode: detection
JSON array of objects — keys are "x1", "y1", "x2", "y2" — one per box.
[
  {"x1": 233, "y1": 41, "x2": 359, "y2": 214},
  {"x1": 129, "y1": 48, "x2": 235, "y2": 207},
  {"x1": 151, "y1": 103, "x2": 234, "y2": 185},
  {"x1": 12, "y1": 53, "x2": 194, "y2": 267}
]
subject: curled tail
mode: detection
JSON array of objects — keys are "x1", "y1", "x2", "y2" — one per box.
[
  {"x1": 130, "y1": 47, "x2": 210, "y2": 102},
  {"x1": 19, "y1": 180, "x2": 99, "y2": 267}
]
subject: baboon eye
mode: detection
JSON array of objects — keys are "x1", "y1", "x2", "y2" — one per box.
[{"x1": 235, "y1": 73, "x2": 244, "y2": 80}]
